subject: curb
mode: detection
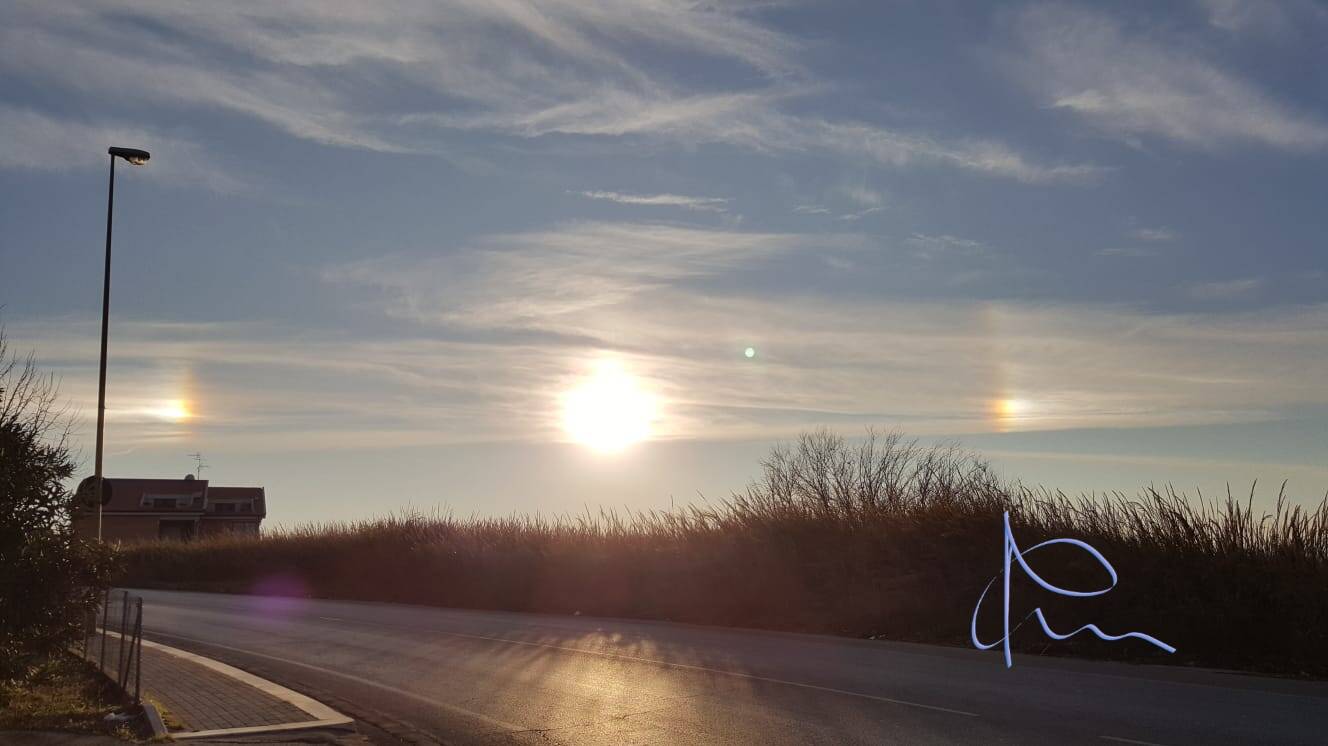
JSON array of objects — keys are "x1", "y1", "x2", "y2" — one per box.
[
  {"x1": 104, "y1": 631, "x2": 354, "y2": 740},
  {"x1": 141, "y1": 703, "x2": 169, "y2": 739}
]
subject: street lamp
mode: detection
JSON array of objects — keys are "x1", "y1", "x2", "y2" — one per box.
[{"x1": 94, "y1": 146, "x2": 150, "y2": 540}]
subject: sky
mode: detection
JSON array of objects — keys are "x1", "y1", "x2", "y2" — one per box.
[{"x1": 1, "y1": 0, "x2": 1326, "y2": 527}]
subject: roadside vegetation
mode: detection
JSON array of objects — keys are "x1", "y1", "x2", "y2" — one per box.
[
  {"x1": 0, "y1": 328, "x2": 118, "y2": 735},
  {"x1": 120, "y1": 429, "x2": 1328, "y2": 678},
  {"x1": 0, "y1": 654, "x2": 127, "y2": 736}
]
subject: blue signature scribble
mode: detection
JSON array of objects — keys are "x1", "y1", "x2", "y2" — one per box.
[{"x1": 970, "y1": 511, "x2": 1175, "y2": 668}]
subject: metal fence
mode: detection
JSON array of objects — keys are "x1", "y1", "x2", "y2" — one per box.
[{"x1": 82, "y1": 589, "x2": 144, "y2": 706}]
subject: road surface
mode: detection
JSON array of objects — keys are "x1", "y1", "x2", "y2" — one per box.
[{"x1": 133, "y1": 589, "x2": 1328, "y2": 744}]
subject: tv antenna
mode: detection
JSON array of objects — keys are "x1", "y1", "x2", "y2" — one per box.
[{"x1": 187, "y1": 452, "x2": 208, "y2": 480}]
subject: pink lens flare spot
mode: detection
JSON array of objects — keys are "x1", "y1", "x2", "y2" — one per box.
[{"x1": 248, "y1": 572, "x2": 311, "y2": 618}]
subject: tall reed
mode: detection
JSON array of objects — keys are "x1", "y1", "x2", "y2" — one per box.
[{"x1": 120, "y1": 430, "x2": 1328, "y2": 677}]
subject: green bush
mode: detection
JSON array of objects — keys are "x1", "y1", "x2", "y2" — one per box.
[{"x1": 0, "y1": 329, "x2": 116, "y2": 680}]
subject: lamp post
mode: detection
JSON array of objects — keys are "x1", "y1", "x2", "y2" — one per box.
[{"x1": 94, "y1": 146, "x2": 150, "y2": 540}]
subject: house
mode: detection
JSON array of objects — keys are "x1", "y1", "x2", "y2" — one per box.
[{"x1": 73, "y1": 475, "x2": 266, "y2": 542}]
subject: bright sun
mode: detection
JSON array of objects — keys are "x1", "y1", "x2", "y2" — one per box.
[{"x1": 562, "y1": 362, "x2": 657, "y2": 453}]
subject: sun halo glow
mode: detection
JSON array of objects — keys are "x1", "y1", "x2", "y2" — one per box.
[{"x1": 562, "y1": 363, "x2": 657, "y2": 453}]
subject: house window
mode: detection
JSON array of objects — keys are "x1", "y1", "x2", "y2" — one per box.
[
  {"x1": 158, "y1": 520, "x2": 194, "y2": 541},
  {"x1": 216, "y1": 502, "x2": 236, "y2": 513},
  {"x1": 152, "y1": 498, "x2": 176, "y2": 510}
]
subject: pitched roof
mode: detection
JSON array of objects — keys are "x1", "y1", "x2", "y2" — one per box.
[
  {"x1": 74, "y1": 477, "x2": 266, "y2": 517},
  {"x1": 98, "y1": 477, "x2": 208, "y2": 512},
  {"x1": 207, "y1": 486, "x2": 267, "y2": 517}
]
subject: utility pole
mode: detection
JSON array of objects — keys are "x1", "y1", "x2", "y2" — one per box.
[{"x1": 94, "y1": 146, "x2": 151, "y2": 540}]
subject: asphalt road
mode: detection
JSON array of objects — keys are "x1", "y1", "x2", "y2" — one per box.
[{"x1": 132, "y1": 589, "x2": 1328, "y2": 745}]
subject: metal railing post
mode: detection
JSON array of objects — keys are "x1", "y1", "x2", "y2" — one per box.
[
  {"x1": 116, "y1": 590, "x2": 129, "y2": 686},
  {"x1": 99, "y1": 588, "x2": 110, "y2": 673},
  {"x1": 133, "y1": 598, "x2": 143, "y2": 705}
]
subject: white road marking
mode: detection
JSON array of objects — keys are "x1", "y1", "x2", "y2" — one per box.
[
  {"x1": 1101, "y1": 736, "x2": 1171, "y2": 745},
  {"x1": 144, "y1": 630, "x2": 525, "y2": 732},
  {"x1": 175, "y1": 719, "x2": 351, "y2": 741},
  {"x1": 318, "y1": 616, "x2": 345, "y2": 621}
]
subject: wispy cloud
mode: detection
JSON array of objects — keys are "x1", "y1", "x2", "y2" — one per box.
[
  {"x1": 0, "y1": 107, "x2": 246, "y2": 191},
  {"x1": 1098, "y1": 247, "x2": 1156, "y2": 258},
  {"x1": 829, "y1": 184, "x2": 887, "y2": 220},
  {"x1": 1187, "y1": 277, "x2": 1265, "y2": 301},
  {"x1": 0, "y1": 2, "x2": 1100, "y2": 185},
  {"x1": 1, "y1": 1, "x2": 795, "y2": 156},
  {"x1": 1008, "y1": 4, "x2": 1328, "y2": 150},
  {"x1": 316, "y1": 220, "x2": 1328, "y2": 441},
  {"x1": 1199, "y1": 0, "x2": 1328, "y2": 38},
  {"x1": 438, "y1": 90, "x2": 1101, "y2": 183},
  {"x1": 575, "y1": 190, "x2": 729, "y2": 212},
  {"x1": 905, "y1": 233, "x2": 986, "y2": 260},
  {"x1": 1098, "y1": 226, "x2": 1174, "y2": 257},
  {"x1": 1131, "y1": 227, "x2": 1177, "y2": 242},
  {"x1": 837, "y1": 184, "x2": 886, "y2": 208},
  {"x1": 802, "y1": 118, "x2": 1103, "y2": 184},
  {"x1": 837, "y1": 207, "x2": 883, "y2": 222},
  {"x1": 323, "y1": 221, "x2": 862, "y2": 329},
  {"x1": 16, "y1": 211, "x2": 1328, "y2": 452},
  {"x1": 26, "y1": 281, "x2": 1327, "y2": 452}
]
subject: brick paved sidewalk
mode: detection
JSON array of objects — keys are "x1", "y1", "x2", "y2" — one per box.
[
  {"x1": 138, "y1": 643, "x2": 309, "y2": 733},
  {"x1": 85, "y1": 633, "x2": 341, "y2": 737}
]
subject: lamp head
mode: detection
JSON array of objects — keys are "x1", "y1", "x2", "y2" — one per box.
[{"x1": 108, "y1": 147, "x2": 150, "y2": 165}]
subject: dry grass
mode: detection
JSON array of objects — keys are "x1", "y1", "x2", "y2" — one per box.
[
  {"x1": 120, "y1": 430, "x2": 1328, "y2": 677},
  {"x1": 0, "y1": 653, "x2": 126, "y2": 736}
]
